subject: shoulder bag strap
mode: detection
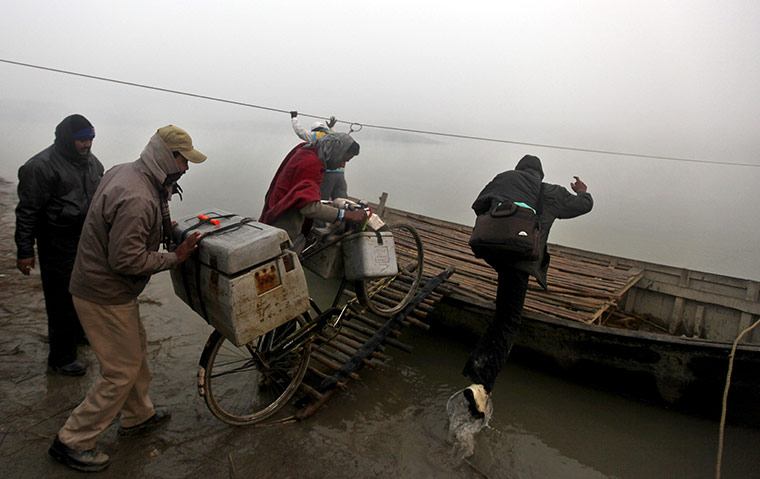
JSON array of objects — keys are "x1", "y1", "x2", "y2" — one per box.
[{"x1": 536, "y1": 183, "x2": 544, "y2": 216}]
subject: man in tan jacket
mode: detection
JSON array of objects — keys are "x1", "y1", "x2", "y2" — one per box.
[{"x1": 48, "y1": 126, "x2": 205, "y2": 472}]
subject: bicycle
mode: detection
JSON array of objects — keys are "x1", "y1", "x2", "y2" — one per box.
[{"x1": 196, "y1": 202, "x2": 424, "y2": 425}]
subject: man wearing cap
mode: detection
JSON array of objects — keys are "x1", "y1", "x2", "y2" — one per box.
[
  {"x1": 15, "y1": 114, "x2": 104, "y2": 376},
  {"x1": 48, "y1": 126, "x2": 205, "y2": 472}
]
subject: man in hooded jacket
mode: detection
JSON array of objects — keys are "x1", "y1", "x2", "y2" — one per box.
[
  {"x1": 462, "y1": 155, "x2": 593, "y2": 418},
  {"x1": 260, "y1": 132, "x2": 366, "y2": 248},
  {"x1": 48, "y1": 126, "x2": 205, "y2": 472},
  {"x1": 15, "y1": 114, "x2": 104, "y2": 376}
]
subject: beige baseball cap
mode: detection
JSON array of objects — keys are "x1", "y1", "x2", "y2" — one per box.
[{"x1": 157, "y1": 125, "x2": 207, "y2": 164}]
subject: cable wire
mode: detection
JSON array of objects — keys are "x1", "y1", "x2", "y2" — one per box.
[{"x1": 2, "y1": 58, "x2": 759, "y2": 169}]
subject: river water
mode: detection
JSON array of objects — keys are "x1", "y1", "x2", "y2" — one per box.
[
  {"x1": 1, "y1": 103, "x2": 759, "y2": 282},
  {"x1": 144, "y1": 272, "x2": 760, "y2": 479}
]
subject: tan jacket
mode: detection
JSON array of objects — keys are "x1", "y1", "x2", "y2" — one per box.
[{"x1": 69, "y1": 133, "x2": 181, "y2": 304}]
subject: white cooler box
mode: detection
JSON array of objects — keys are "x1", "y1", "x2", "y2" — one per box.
[
  {"x1": 342, "y1": 231, "x2": 398, "y2": 281},
  {"x1": 170, "y1": 209, "x2": 309, "y2": 346}
]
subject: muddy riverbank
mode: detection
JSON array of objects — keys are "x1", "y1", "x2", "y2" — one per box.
[
  {"x1": 2, "y1": 178, "x2": 760, "y2": 479},
  {"x1": 0, "y1": 177, "x2": 504, "y2": 479}
]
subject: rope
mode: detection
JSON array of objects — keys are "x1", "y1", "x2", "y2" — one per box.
[
  {"x1": 2, "y1": 57, "x2": 759, "y2": 169},
  {"x1": 363, "y1": 274, "x2": 398, "y2": 299},
  {"x1": 715, "y1": 317, "x2": 760, "y2": 479},
  {"x1": 346, "y1": 122, "x2": 760, "y2": 168}
]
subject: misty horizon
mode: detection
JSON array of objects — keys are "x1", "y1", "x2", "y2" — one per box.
[{"x1": 1, "y1": 1, "x2": 758, "y2": 280}]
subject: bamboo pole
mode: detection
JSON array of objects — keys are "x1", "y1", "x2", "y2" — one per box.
[{"x1": 310, "y1": 352, "x2": 360, "y2": 380}]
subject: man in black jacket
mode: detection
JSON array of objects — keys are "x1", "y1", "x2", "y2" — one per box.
[
  {"x1": 463, "y1": 155, "x2": 593, "y2": 418},
  {"x1": 15, "y1": 114, "x2": 104, "y2": 376}
]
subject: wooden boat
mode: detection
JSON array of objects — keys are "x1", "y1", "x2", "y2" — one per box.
[{"x1": 370, "y1": 195, "x2": 760, "y2": 426}]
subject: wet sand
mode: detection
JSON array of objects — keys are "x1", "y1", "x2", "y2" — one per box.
[{"x1": 2, "y1": 178, "x2": 760, "y2": 479}]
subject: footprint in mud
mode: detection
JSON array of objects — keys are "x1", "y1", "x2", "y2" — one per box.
[{"x1": 445, "y1": 389, "x2": 493, "y2": 463}]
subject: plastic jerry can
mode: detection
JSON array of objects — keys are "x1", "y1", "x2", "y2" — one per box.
[
  {"x1": 301, "y1": 226, "x2": 346, "y2": 280},
  {"x1": 302, "y1": 240, "x2": 344, "y2": 280}
]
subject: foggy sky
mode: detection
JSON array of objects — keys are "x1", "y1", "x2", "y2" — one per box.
[{"x1": 1, "y1": 1, "x2": 759, "y2": 280}]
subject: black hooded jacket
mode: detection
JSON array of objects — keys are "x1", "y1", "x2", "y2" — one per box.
[
  {"x1": 472, "y1": 155, "x2": 544, "y2": 215},
  {"x1": 15, "y1": 116, "x2": 104, "y2": 259},
  {"x1": 472, "y1": 155, "x2": 593, "y2": 289}
]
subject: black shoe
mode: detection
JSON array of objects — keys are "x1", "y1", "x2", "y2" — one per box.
[
  {"x1": 49, "y1": 359, "x2": 87, "y2": 376},
  {"x1": 117, "y1": 408, "x2": 171, "y2": 436},
  {"x1": 48, "y1": 435, "x2": 110, "y2": 472}
]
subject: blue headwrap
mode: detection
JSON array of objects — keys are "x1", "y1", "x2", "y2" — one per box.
[{"x1": 72, "y1": 126, "x2": 96, "y2": 140}]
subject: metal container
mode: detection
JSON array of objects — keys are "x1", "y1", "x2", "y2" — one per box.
[
  {"x1": 170, "y1": 209, "x2": 309, "y2": 346},
  {"x1": 342, "y1": 231, "x2": 398, "y2": 281}
]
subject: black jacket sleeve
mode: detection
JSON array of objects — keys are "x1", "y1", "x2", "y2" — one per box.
[
  {"x1": 15, "y1": 158, "x2": 53, "y2": 259},
  {"x1": 552, "y1": 188, "x2": 593, "y2": 219}
]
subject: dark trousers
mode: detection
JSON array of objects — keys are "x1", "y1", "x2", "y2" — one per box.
[
  {"x1": 38, "y1": 238, "x2": 84, "y2": 367},
  {"x1": 462, "y1": 266, "x2": 529, "y2": 393}
]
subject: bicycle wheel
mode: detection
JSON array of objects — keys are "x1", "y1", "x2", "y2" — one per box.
[
  {"x1": 198, "y1": 315, "x2": 310, "y2": 425},
  {"x1": 356, "y1": 223, "x2": 424, "y2": 317}
]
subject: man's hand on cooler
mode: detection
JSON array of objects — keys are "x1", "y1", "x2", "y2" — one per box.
[{"x1": 174, "y1": 231, "x2": 201, "y2": 263}]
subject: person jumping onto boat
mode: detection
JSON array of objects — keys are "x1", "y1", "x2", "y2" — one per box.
[{"x1": 462, "y1": 155, "x2": 593, "y2": 418}]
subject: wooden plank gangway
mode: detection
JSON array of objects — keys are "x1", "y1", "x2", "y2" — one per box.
[{"x1": 291, "y1": 270, "x2": 453, "y2": 421}]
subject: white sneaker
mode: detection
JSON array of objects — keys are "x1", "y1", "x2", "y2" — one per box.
[{"x1": 463, "y1": 384, "x2": 489, "y2": 419}]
